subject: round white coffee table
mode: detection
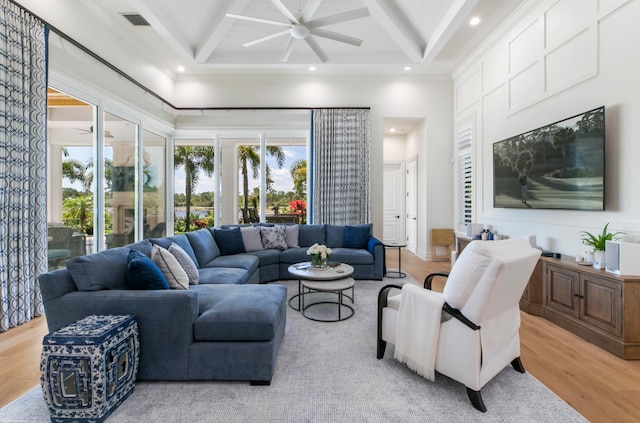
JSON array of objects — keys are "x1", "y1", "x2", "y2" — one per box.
[{"x1": 288, "y1": 262, "x2": 355, "y2": 322}]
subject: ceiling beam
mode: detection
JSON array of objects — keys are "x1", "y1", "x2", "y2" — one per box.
[
  {"x1": 129, "y1": 0, "x2": 195, "y2": 61},
  {"x1": 422, "y1": 0, "x2": 480, "y2": 64},
  {"x1": 360, "y1": 0, "x2": 424, "y2": 63},
  {"x1": 195, "y1": 0, "x2": 252, "y2": 63}
]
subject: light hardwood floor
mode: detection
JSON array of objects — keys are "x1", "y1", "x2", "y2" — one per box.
[{"x1": 1, "y1": 251, "x2": 639, "y2": 422}]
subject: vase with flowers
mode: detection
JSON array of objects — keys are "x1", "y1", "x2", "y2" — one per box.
[{"x1": 307, "y1": 243, "x2": 332, "y2": 268}]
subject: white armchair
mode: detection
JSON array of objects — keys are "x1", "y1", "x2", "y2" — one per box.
[{"x1": 377, "y1": 238, "x2": 541, "y2": 412}]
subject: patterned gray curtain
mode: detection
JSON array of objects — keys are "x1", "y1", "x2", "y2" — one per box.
[
  {"x1": 312, "y1": 109, "x2": 370, "y2": 225},
  {"x1": 0, "y1": 0, "x2": 48, "y2": 332}
]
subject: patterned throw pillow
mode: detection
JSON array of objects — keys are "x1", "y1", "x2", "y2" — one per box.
[
  {"x1": 169, "y1": 242, "x2": 200, "y2": 285},
  {"x1": 260, "y1": 225, "x2": 288, "y2": 251},
  {"x1": 151, "y1": 244, "x2": 189, "y2": 290}
]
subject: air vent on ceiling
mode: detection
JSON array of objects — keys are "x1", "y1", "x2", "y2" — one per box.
[{"x1": 121, "y1": 13, "x2": 150, "y2": 26}]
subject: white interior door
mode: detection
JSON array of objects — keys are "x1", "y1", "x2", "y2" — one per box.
[
  {"x1": 405, "y1": 157, "x2": 418, "y2": 253},
  {"x1": 382, "y1": 162, "x2": 405, "y2": 244}
]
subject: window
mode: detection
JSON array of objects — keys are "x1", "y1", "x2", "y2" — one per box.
[
  {"x1": 458, "y1": 153, "x2": 472, "y2": 226},
  {"x1": 46, "y1": 88, "x2": 95, "y2": 258},
  {"x1": 456, "y1": 118, "x2": 473, "y2": 230},
  {"x1": 104, "y1": 112, "x2": 138, "y2": 249},
  {"x1": 142, "y1": 130, "x2": 167, "y2": 239},
  {"x1": 47, "y1": 88, "x2": 170, "y2": 255}
]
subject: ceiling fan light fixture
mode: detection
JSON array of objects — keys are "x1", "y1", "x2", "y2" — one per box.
[{"x1": 290, "y1": 24, "x2": 310, "y2": 39}]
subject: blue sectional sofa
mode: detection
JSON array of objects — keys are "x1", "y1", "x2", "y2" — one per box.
[{"x1": 39, "y1": 223, "x2": 383, "y2": 385}]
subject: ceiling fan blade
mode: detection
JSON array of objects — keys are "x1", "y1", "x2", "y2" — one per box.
[
  {"x1": 308, "y1": 8, "x2": 370, "y2": 28},
  {"x1": 310, "y1": 28, "x2": 363, "y2": 47},
  {"x1": 305, "y1": 36, "x2": 329, "y2": 63},
  {"x1": 301, "y1": 0, "x2": 322, "y2": 22},
  {"x1": 280, "y1": 37, "x2": 296, "y2": 62},
  {"x1": 226, "y1": 13, "x2": 292, "y2": 28},
  {"x1": 243, "y1": 29, "x2": 291, "y2": 48},
  {"x1": 270, "y1": 0, "x2": 299, "y2": 24}
]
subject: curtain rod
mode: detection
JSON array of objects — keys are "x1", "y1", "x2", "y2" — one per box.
[{"x1": 11, "y1": 0, "x2": 371, "y2": 113}]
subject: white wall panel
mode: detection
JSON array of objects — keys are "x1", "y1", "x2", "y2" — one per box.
[
  {"x1": 546, "y1": 28, "x2": 597, "y2": 93},
  {"x1": 546, "y1": 0, "x2": 596, "y2": 47},
  {"x1": 599, "y1": 0, "x2": 632, "y2": 14},
  {"x1": 455, "y1": 69, "x2": 482, "y2": 112},
  {"x1": 509, "y1": 18, "x2": 543, "y2": 74},
  {"x1": 483, "y1": 42, "x2": 509, "y2": 94},
  {"x1": 509, "y1": 62, "x2": 544, "y2": 109},
  {"x1": 453, "y1": 0, "x2": 640, "y2": 257}
]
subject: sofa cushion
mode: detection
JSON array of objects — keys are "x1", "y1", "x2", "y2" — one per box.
[
  {"x1": 66, "y1": 247, "x2": 129, "y2": 291},
  {"x1": 126, "y1": 249, "x2": 170, "y2": 290},
  {"x1": 343, "y1": 224, "x2": 371, "y2": 249},
  {"x1": 169, "y1": 242, "x2": 199, "y2": 285},
  {"x1": 166, "y1": 234, "x2": 199, "y2": 266},
  {"x1": 213, "y1": 227, "x2": 247, "y2": 255},
  {"x1": 284, "y1": 224, "x2": 299, "y2": 248},
  {"x1": 242, "y1": 249, "x2": 281, "y2": 267},
  {"x1": 205, "y1": 254, "x2": 259, "y2": 273},
  {"x1": 193, "y1": 284, "x2": 286, "y2": 342},
  {"x1": 198, "y1": 267, "x2": 252, "y2": 285},
  {"x1": 327, "y1": 248, "x2": 374, "y2": 265},
  {"x1": 279, "y1": 247, "x2": 311, "y2": 264},
  {"x1": 186, "y1": 229, "x2": 220, "y2": 266},
  {"x1": 326, "y1": 225, "x2": 344, "y2": 248},
  {"x1": 298, "y1": 224, "x2": 326, "y2": 247},
  {"x1": 127, "y1": 239, "x2": 152, "y2": 256},
  {"x1": 260, "y1": 226, "x2": 287, "y2": 250},
  {"x1": 240, "y1": 226, "x2": 263, "y2": 252},
  {"x1": 151, "y1": 244, "x2": 188, "y2": 290},
  {"x1": 148, "y1": 237, "x2": 172, "y2": 250}
]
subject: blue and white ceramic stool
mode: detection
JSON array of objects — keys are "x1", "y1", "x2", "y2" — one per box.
[{"x1": 40, "y1": 315, "x2": 139, "y2": 423}]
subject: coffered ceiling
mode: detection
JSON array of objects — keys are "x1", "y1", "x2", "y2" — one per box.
[{"x1": 16, "y1": 0, "x2": 524, "y2": 82}]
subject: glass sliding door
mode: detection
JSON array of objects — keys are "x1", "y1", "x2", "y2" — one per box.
[
  {"x1": 104, "y1": 112, "x2": 137, "y2": 248},
  {"x1": 264, "y1": 138, "x2": 307, "y2": 224},
  {"x1": 173, "y1": 139, "x2": 216, "y2": 233},
  {"x1": 46, "y1": 88, "x2": 95, "y2": 265},
  {"x1": 237, "y1": 139, "x2": 261, "y2": 224},
  {"x1": 142, "y1": 130, "x2": 167, "y2": 239}
]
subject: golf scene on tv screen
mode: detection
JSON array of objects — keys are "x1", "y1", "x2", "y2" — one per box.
[{"x1": 493, "y1": 106, "x2": 605, "y2": 210}]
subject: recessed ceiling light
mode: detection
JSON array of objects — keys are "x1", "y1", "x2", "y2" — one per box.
[
  {"x1": 404, "y1": 66, "x2": 411, "y2": 71},
  {"x1": 469, "y1": 17, "x2": 480, "y2": 26},
  {"x1": 309, "y1": 66, "x2": 316, "y2": 71},
  {"x1": 177, "y1": 65, "x2": 185, "y2": 72},
  {"x1": 390, "y1": 128, "x2": 396, "y2": 133}
]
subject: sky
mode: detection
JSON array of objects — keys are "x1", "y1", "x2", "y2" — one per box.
[{"x1": 62, "y1": 145, "x2": 306, "y2": 195}]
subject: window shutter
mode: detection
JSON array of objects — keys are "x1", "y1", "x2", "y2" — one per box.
[{"x1": 458, "y1": 153, "x2": 472, "y2": 225}]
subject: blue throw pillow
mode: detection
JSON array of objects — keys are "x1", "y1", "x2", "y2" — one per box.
[
  {"x1": 126, "y1": 249, "x2": 169, "y2": 290},
  {"x1": 343, "y1": 225, "x2": 371, "y2": 249},
  {"x1": 213, "y1": 227, "x2": 246, "y2": 256}
]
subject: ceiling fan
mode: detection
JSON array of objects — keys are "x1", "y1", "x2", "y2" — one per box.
[
  {"x1": 75, "y1": 125, "x2": 114, "y2": 138},
  {"x1": 226, "y1": 0, "x2": 370, "y2": 63}
]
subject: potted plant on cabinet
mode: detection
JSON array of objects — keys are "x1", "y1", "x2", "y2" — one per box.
[{"x1": 580, "y1": 223, "x2": 624, "y2": 269}]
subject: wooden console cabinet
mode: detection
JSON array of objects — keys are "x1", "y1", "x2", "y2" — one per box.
[
  {"x1": 456, "y1": 236, "x2": 640, "y2": 359},
  {"x1": 542, "y1": 257, "x2": 640, "y2": 359}
]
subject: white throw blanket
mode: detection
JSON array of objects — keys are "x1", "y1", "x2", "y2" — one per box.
[{"x1": 393, "y1": 283, "x2": 445, "y2": 381}]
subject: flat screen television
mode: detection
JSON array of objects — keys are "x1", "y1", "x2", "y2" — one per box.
[{"x1": 493, "y1": 106, "x2": 605, "y2": 210}]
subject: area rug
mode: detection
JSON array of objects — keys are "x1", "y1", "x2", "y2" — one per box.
[{"x1": 0, "y1": 278, "x2": 587, "y2": 422}]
